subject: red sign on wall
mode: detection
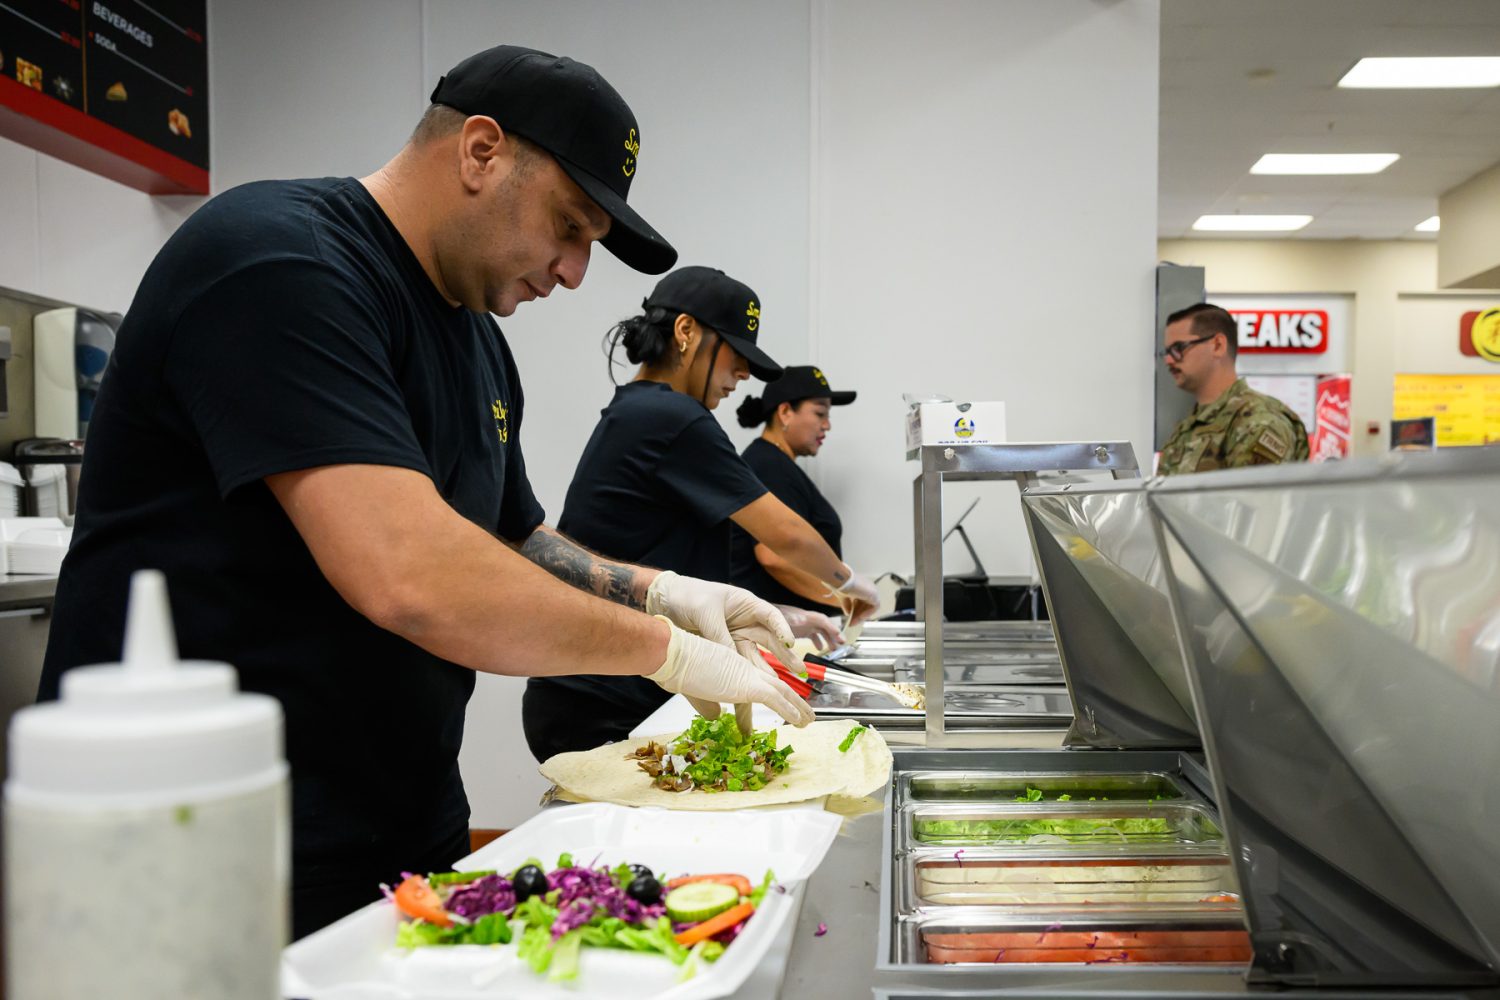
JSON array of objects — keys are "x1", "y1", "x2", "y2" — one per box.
[
  {"x1": 1311, "y1": 374, "x2": 1351, "y2": 462},
  {"x1": 1229, "y1": 310, "x2": 1329, "y2": 354}
]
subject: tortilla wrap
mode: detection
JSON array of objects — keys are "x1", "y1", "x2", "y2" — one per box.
[{"x1": 539, "y1": 720, "x2": 892, "y2": 810}]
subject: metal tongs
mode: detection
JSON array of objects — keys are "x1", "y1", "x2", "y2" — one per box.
[{"x1": 760, "y1": 650, "x2": 925, "y2": 709}]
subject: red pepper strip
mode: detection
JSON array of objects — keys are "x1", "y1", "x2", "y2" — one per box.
[
  {"x1": 665, "y1": 873, "x2": 755, "y2": 897},
  {"x1": 675, "y1": 902, "x2": 755, "y2": 946}
]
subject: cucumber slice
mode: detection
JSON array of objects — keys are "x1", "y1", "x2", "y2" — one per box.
[{"x1": 665, "y1": 882, "x2": 740, "y2": 923}]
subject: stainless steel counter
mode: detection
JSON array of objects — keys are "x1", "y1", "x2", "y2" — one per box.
[
  {"x1": 0, "y1": 573, "x2": 57, "y2": 607},
  {"x1": 1, "y1": 573, "x2": 56, "y2": 779},
  {"x1": 780, "y1": 785, "x2": 1500, "y2": 999}
]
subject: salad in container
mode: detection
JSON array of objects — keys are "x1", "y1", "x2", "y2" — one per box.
[{"x1": 388, "y1": 853, "x2": 778, "y2": 984}]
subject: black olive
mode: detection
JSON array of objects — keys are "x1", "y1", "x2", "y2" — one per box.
[
  {"x1": 628, "y1": 863, "x2": 654, "y2": 881},
  {"x1": 626, "y1": 874, "x2": 662, "y2": 905},
  {"x1": 513, "y1": 864, "x2": 548, "y2": 902}
]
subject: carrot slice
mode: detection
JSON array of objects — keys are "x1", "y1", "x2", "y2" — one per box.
[
  {"x1": 675, "y1": 901, "x2": 755, "y2": 946},
  {"x1": 393, "y1": 874, "x2": 451, "y2": 927},
  {"x1": 665, "y1": 874, "x2": 754, "y2": 897}
]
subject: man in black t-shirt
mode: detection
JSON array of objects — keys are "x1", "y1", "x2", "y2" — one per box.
[{"x1": 38, "y1": 45, "x2": 811, "y2": 940}]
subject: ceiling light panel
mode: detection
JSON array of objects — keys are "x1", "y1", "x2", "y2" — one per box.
[
  {"x1": 1251, "y1": 153, "x2": 1399, "y2": 175},
  {"x1": 1193, "y1": 215, "x2": 1314, "y2": 232},
  {"x1": 1339, "y1": 57, "x2": 1500, "y2": 89}
]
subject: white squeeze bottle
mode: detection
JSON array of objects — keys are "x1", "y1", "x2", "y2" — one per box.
[{"x1": 5, "y1": 570, "x2": 288, "y2": 999}]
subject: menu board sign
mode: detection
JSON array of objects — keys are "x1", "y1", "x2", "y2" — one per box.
[
  {"x1": 0, "y1": 0, "x2": 207, "y2": 193},
  {"x1": 1393, "y1": 373, "x2": 1500, "y2": 447}
]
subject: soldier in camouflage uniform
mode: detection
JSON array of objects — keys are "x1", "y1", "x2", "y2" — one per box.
[{"x1": 1158, "y1": 303, "x2": 1309, "y2": 476}]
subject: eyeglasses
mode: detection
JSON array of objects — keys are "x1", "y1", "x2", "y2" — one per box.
[{"x1": 1163, "y1": 334, "x2": 1218, "y2": 362}]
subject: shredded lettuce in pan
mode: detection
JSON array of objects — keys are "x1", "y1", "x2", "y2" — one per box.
[
  {"x1": 914, "y1": 816, "x2": 1180, "y2": 843},
  {"x1": 913, "y1": 786, "x2": 1213, "y2": 844}
]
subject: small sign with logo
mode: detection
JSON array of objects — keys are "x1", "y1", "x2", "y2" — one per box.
[
  {"x1": 1458, "y1": 309, "x2": 1500, "y2": 362},
  {"x1": 904, "y1": 401, "x2": 1007, "y2": 457},
  {"x1": 1228, "y1": 310, "x2": 1330, "y2": 354},
  {"x1": 1391, "y1": 416, "x2": 1436, "y2": 451}
]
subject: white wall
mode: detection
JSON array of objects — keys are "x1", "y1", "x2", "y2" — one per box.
[
  {"x1": 811, "y1": 0, "x2": 1160, "y2": 581},
  {"x1": 1439, "y1": 158, "x2": 1500, "y2": 290},
  {"x1": 1396, "y1": 293, "x2": 1500, "y2": 374},
  {"x1": 0, "y1": 137, "x2": 200, "y2": 312},
  {"x1": 3, "y1": 0, "x2": 1161, "y2": 828}
]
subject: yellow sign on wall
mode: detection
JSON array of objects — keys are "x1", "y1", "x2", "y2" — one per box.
[{"x1": 1393, "y1": 374, "x2": 1500, "y2": 446}]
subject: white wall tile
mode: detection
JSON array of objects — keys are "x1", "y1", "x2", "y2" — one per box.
[
  {"x1": 34, "y1": 153, "x2": 200, "y2": 313},
  {"x1": 0, "y1": 137, "x2": 40, "y2": 293},
  {"x1": 812, "y1": 0, "x2": 1160, "y2": 579}
]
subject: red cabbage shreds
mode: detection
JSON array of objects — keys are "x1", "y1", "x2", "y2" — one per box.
[
  {"x1": 445, "y1": 874, "x2": 516, "y2": 920},
  {"x1": 712, "y1": 920, "x2": 748, "y2": 945},
  {"x1": 552, "y1": 898, "x2": 596, "y2": 939},
  {"x1": 544, "y1": 865, "x2": 665, "y2": 937}
]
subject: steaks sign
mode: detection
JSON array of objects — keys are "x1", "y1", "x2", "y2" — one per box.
[{"x1": 1229, "y1": 310, "x2": 1329, "y2": 354}]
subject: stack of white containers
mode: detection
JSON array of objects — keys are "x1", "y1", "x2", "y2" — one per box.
[
  {"x1": 24, "y1": 465, "x2": 68, "y2": 518},
  {"x1": 0, "y1": 462, "x2": 22, "y2": 518},
  {"x1": 0, "y1": 516, "x2": 72, "y2": 575}
]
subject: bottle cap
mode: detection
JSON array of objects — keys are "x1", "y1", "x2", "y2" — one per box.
[{"x1": 7, "y1": 570, "x2": 284, "y2": 805}]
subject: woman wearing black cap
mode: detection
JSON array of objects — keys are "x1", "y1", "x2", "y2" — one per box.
[
  {"x1": 730, "y1": 366, "x2": 858, "y2": 622},
  {"x1": 521, "y1": 267, "x2": 880, "y2": 760}
]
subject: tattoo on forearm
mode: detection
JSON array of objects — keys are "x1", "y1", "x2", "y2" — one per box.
[{"x1": 521, "y1": 529, "x2": 645, "y2": 609}]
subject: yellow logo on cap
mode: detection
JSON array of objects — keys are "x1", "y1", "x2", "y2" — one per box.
[
  {"x1": 812, "y1": 368, "x2": 828, "y2": 386},
  {"x1": 622, "y1": 129, "x2": 639, "y2": 178},
  {"x1": 746, "y1": 300, "x2": 760, "y2": 332}
]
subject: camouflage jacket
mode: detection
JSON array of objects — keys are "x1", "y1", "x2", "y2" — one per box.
[{"x1": 1157, "y1": 378, "x2": 1310, "y2": 476}]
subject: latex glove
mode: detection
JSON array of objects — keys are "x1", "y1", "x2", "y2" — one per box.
[
  {"x1": 645, "y1": 571, "x2": 800, "y2": 672},
  {"x1": 775, "y1": 605, "x2": 846, "y2": 652},
  {"x1": 833, "y1": 567, "x2": 880, "y2": 627},
  {"x1": 647, "y1": 617, "x2": 813, "y2": 727}
]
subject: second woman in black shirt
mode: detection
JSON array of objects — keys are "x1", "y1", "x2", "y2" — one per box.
[
  {"x1": 521, "y1": 268, "x2": 879, "y2": 760},
  {"x1": 730, "y1": 366, "x2": 858, "y2": 619}
]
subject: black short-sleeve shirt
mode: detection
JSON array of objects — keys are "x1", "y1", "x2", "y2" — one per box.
[
  {"x1": 730, "y1": 438, "x2": 844, "y2": 615},
  {"x1": 522, "y1": 381, "x2": 767, "y2": 760},
  {"x1": 39, "y1": 178, "x2": 545, "y2": 892}
]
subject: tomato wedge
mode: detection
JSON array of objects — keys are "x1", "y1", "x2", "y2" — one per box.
[
  {"x1": 664, "y1": 873, "x2": 754, "y2": 897},
  {"x1": 393, "y1": 874, "x2": 451, "y2": 927},
  {"x1": 675, "y1": 901, "x2": 755, "y2": 946}
]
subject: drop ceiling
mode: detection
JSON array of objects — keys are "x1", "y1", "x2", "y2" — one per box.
[{"x1": 1160, "y1": 0, "x2": 1500, "y2": 240}]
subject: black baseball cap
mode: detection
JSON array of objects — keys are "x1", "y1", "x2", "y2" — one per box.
[
  {"x1": 429, "y1": 45, "x2": 677, "y2": 274},
  {"x1": 644, "y1": 266, "x2": 782, "y2": 380},
  {"x1": 762, "y1": 366, "x2": 857, "y2": 409}
]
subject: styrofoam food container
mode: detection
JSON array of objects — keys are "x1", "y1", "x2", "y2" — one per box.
[{"x1": 281, "y1": 802, "x2": 842, "y2": 999}]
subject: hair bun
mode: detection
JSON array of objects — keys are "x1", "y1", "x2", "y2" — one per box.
[{"x1": 736, "y1": 395, "x2": 767, "y2": 428}]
